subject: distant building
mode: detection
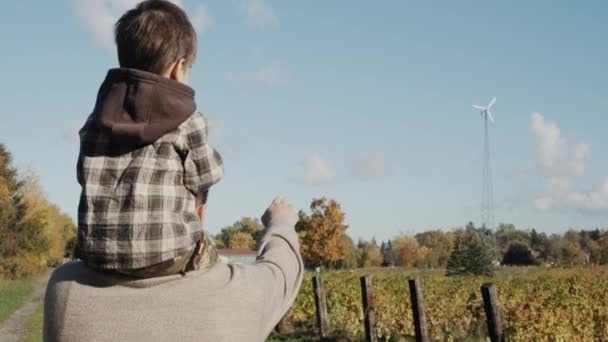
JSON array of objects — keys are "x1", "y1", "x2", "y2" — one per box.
[{"x1": 217, "y1": 249, "x2": 258, "y2": 265}]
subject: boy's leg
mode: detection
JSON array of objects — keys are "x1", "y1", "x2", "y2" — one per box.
[
  {"x1": 114, "y1": 246, "x2": 196, "y2": 278},
  {"x1": 113, "y1": 232, "x2": 219, "y2": 278},
  {"x1": 184, "y1": 236, "x2": 219, "y2": 272}
]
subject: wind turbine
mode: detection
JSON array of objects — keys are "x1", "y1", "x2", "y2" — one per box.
[
  {"x1": 473, "y1": 97, "x2": 496, "y2": 124},
  {"x1": 473, "y1": 97, "x2": 498, "y2": 260}
]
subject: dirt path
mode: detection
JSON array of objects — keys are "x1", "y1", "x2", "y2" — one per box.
[{"x1": 0, "y1": 271, "x2": 52, "y2": 342}]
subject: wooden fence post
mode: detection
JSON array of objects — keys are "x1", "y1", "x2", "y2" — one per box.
[
  {"x1": 481, "y1": 283, "x2": 504, "y2": 342},
  {"x1": 360, "y1": 275, "x2": 377, "y2": 342},
  {"x1": 313, "y1": 276, "x2": 330, "y2": 339},
  {"x1": 408, "y1": 279, "x2": 429, "y2": 342}
]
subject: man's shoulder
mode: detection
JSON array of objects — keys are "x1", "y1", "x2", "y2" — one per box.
[{"x1": 47, "y1": 262, "x2": 91, "y2": 289}]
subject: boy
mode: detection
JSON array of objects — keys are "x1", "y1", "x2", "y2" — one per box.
[{"x1": 77, "y1": 0, "x2": 223, "y2": 277}]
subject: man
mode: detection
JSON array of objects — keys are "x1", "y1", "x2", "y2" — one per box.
[{"x1": 44, "y1": 196, "x2": 303, "y2": 342}]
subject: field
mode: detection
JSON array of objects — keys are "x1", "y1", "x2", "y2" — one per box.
[
  {"x1": 19, "y1": 304, "x2": 44, "y2": 342},
  {"x1": 0, "y1": 277, "x2": 35, "y2": 324},
  {"x1": 0, "y1": 271, "x2": 50, "y2": 342},
  {"x1": 278, "y1": 266, "x2": 608, "y2": 341},
  {"x1": 5, "y1": 267, "x2": 608, "y2": 341}
]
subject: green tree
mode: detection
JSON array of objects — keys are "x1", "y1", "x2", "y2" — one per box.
[
  {"x1": 337, "y1": 234, "x2": 358, "y2": 269},
  {"x1": 541, "y1": 234, "x2": 565, "y2": 265},
  {"x1": 446, "y1": 226, "x2": 494, "y2": 276},
  {"x1": 502, "y1": 241, "x2": 538, "y2": 266},
  {"x1": 580, "y1": 235, "x2": 601, "y2": 264},
  {"x1": 561, "y1": 240, "x2": 586, "y2": 265},
  {"x1": 415, "y1": 230, "x2": 454, "y2": 268},
  {"x1": 215, "y1": 226, "x2": 240, "y2": 248},
  {"x1": 381, "y1": 240, "x2": 396, "y2": 267},
  {"x1": 227, "y1": 231, "x2": 256, "y2": 249},
  {"x1": 529, "y1": 228, "x2": 548, "y2": 256},
  {"x1": 495, "y1": 223, "x2": 530, "y2": 255},
  {"x1": 215, "y1": 217, "x2": 265, "y2": 250},
  {"x1": 356, "y1": 239, "x2": 382, "y2": 268},
  {"x1": 232, "y1": 217, "x2": 265, "y2": 247}
]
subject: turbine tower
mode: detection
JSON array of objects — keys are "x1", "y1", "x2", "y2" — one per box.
[{"x1": 472, "y1": 97, "x2": 496, "y2": 233}]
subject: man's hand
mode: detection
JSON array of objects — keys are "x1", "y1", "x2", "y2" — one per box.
[{"x1": 261, "y1": 196, "x2": 298, "y2": 228}]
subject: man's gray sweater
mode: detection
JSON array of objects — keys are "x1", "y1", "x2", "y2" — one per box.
[{"x1": 43, "y1": 222, "x2": 303, "y2": 342}]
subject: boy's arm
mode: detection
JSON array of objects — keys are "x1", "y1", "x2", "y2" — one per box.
[{"x1": 181, "y1": 113, "x2": 224, "y2": 196}]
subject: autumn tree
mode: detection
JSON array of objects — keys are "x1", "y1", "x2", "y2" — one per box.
[
  {"x1": 228, "y1": 231, "x2": 256, "y2": 249},
  {"x1": 598, "y1": 233, "x2": 608, "y2": 264},
  {"x1": 21, "y1": 174, "x2": 76, "y2": 265},
  {"x1": 392, "y1": 236, "x2": 419, "y2": 267},
  {"x1": 295, "y1": 197, "x2": 349, "y2": 267},
  {"x1": 337, "y1": 234, "x2": 358, "y2": 269},
  {"x1": 413, "y1": 246, "x2": 431, "y2": 268},
  {"x1": 415, "y1": 230, "x2": 454, "y2": 268},
  {"x1": 0, "y1": 145, "x2": 49, "y2": 277},
  {"x1": 356, "y1": 239, "x2": 382, "y2": 268}
]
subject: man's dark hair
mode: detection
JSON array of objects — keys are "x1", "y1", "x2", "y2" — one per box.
[{"x1": 115, "y1": 0, "x2": 197, "y2": 74}]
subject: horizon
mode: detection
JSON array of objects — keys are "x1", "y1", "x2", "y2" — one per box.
[{"x1": 1, "y1": 1, "x2": 606, "y2": 242}]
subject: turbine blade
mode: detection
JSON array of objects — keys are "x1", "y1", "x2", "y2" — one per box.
[
  {"x1": 488, "y1": 111, "x2": 495, "y2": 123},
  {"x1": 473, "y1": 105, "x2": 486, "y2": 110},
  {"x1": 487, "y1": 97, "x2": 496, "y2": 109}
]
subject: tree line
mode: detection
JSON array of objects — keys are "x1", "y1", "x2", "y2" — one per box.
[
  {"x1": 0, "y1": 144, "x2": 76, "y2": 278},
  {"x1": 215, "y1": 197, "x2": 608, "y2": 275},
  {"x1": 3, "y1": 139, "x2": 605, "y2": 279}
]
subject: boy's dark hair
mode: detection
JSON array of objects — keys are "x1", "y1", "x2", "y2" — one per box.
[{"x1": 115, "y1": 0, "x2": 197, "y2": 74}]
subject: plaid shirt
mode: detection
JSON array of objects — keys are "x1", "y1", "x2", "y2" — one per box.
[{"x1": 77, "y1": 112, "x2": 224, "y2": 270}]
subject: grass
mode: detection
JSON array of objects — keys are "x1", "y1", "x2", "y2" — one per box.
[
  {"x1": 0, "y1": 276, "x2": 35, "y2": 324},
  {"x1": 267, "y1": 331, "x2": 318, "y2": 341},
  {"x1": 19, "y1": 303, "x2": 44, "y2": 342}
]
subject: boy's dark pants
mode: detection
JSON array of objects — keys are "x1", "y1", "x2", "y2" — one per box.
[{"x1": 114, "y1": 237, "x2": 219, "y2": 278}]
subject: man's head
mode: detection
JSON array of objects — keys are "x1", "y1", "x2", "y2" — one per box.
[{"x1": 115, "y1": 0, "x2": 196, "y2": 83}]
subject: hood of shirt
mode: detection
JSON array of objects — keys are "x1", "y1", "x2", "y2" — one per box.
[{"x1": 92, "y1": 68, "x2": 196, "y2": 145}]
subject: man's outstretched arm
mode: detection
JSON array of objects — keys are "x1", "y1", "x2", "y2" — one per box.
[{"x1": 254, "y1": 196, "x2": 304, "y2": 337}]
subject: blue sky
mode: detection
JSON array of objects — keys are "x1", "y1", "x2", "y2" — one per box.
[{"x1": 0, "y1": 1, "x2": 606, "y2": 242}]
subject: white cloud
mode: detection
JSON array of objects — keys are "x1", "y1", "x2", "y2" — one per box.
[
  {"x1": 289, "y1": 154, "x2": 336, "y2": 185},
  {"x1": 531, "y1": 112, "x2": 590, "y2": 179},
  {"x1": 228, "y1": 63, "x2": 291, "y2": 88},
  {"x1": 241, "y1": 0, "x2": 278, "y2": 27},
  {"x1": 534, "y1": 177, "x2": 608, "y2": 212},
  {"x1": 72, "y1": 0, "x2": 207, "y2": 52},
  {"x1": 351, "y1": 156, "x2": 385, "y2": 180},
  {"x1": 531, "y1": 112, "x2": 608, "y2": 212}
]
